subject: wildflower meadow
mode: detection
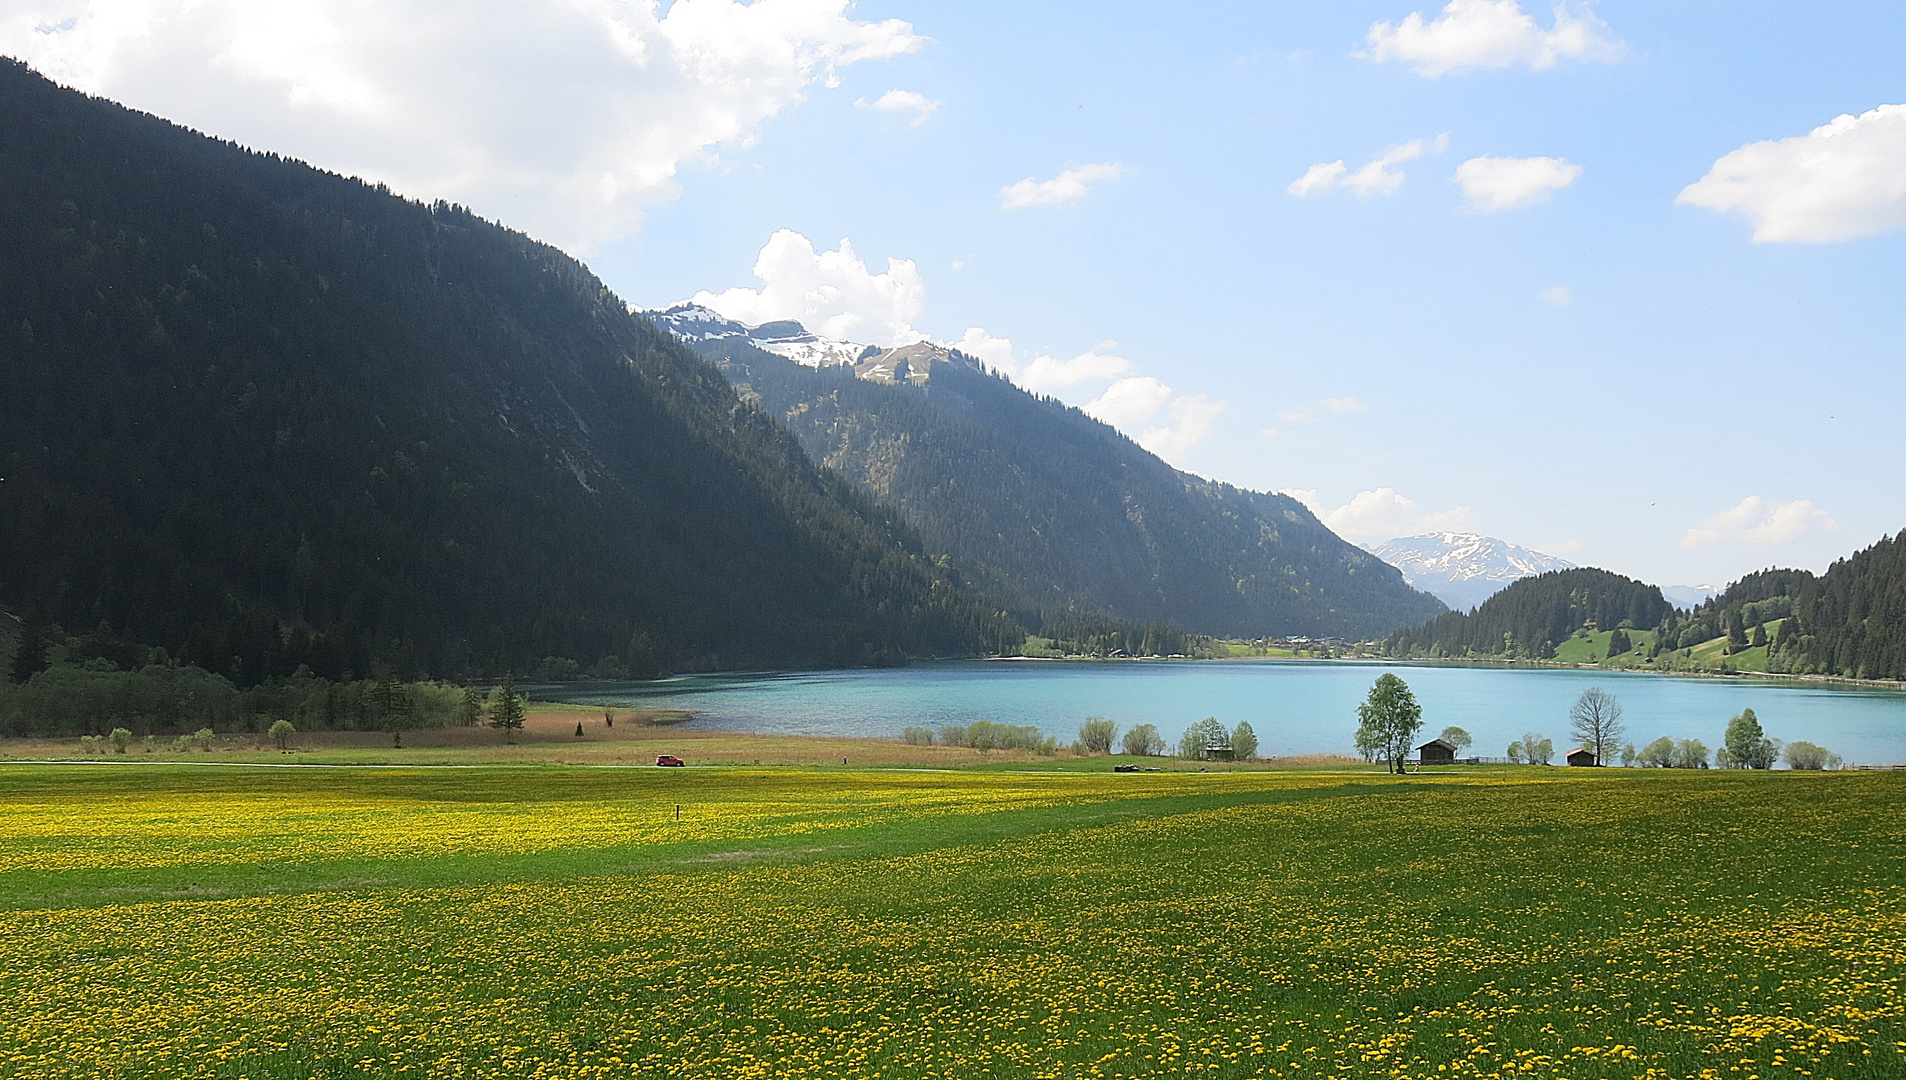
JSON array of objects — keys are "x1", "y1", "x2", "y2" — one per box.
[{"x1": 0, "y1": 764, "x2": 1900, "y2": 1079}]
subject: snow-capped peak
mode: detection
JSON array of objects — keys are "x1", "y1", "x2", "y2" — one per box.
[
  {"x1": 638, "y1": 303, "x2": 875, "y2": 369},
  {"x1": 1369, "y1": 532, "x2": 1576, "y2": 611}
]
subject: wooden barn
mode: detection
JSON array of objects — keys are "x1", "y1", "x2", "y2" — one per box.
[
  {"x1": 1416, "y1": 738, "x2": 1458, "y2": 765},
  {"x1": 1566, "y1": 747, "x2": 1599, "y2": 767}
]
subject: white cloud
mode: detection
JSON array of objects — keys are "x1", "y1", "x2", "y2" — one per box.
[
  {"x1": 1678, "y1": 496, "x2": 1839, "y2": 548},
  {"x1": 1, "y1": 0, "x2": 923, "y2": 253},
  {"x1": 1280, "y1": 487, "x2": 1474, "y2": 543},
  {"x1": 1018, "y1": 349, "x2": 1136, "y2": 393},
  {"x1": 1539, "y1": 284, "x2": 1573, "y2": 305},
  {"x1": 998, "y1": 162, "x2": 1126, "y2": 209},
  {"x1": 1676, "y1": 104, "x2": 1906, "y2": 243},
  {"x1": 1139, "y1": 395, "x2": 1224, "y2": 462},
  {"x1": 1322, "y1": 396, "x2": 1368, "y2": 413},
  {"x1": 855, "y1": 87, "x2": 940, "y2": 125},
  {"x1": 690, "y1": 229, "x2": 926, "y2": 347},
  {"x1": 1083, "y1": 376, "x2": 1173, "y2": 429},
  {"x1": 949, "y1": 326, "x2": 1017, "y2": 369},
  {"x1": 1288, "y1": 135, "x2": 1447, "y2": 198},
  {"x1": 1362, "y1": 0, "x2": 1626, "y2": 78},
  {"x1": 1453, "y1": 154, "x2": 1581, "y2": 211}
]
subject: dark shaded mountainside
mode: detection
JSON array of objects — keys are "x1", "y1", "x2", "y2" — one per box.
[
  {"x1": 654, "y1": 307, "x2": 1447, "y2": 639},
  {"x1": 0, "y1": 61, "x2": 1011, "y2": 682},
  {"x1": 1383, "y1": 531, "x2": 1906, "y2": 681}
]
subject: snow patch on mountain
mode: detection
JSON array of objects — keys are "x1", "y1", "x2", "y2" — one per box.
[
  {"x1": 1370, "y1": 532, "x2": 1577, "y2": 611},
  {"x1": 643, "y1": 303, "x2": 876, "y2": 368},
  {"x1": 1661, "y1": 584, "x2": 1723, "y2": 608},
  {"x1": 642, "y1": 303, "x2": 990, "y2": 384}
]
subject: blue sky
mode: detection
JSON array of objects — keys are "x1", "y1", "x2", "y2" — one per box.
[{"x1": 8, "y1": 0, "x2": 1904, "y2": 588}]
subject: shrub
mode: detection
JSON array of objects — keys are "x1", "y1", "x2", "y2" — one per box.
[
  {"x1": 1121, "y1": 723, "x2": 1165, "y2": 757},
  {"x1": 108, "y1": 727, "x2": 131, "y2": 753},
  {"x1": 77, "y1": 734, "x2": 104, "y2": 754},
  {"x1": 1784, "y1": 741, "x2": 1840, "y2": 770},
  {"x1": 1077, "y1": 717, "x2": 1118, "y2": 755},
  {"x1": 901, "y1": 726, "x2": 934, "y2": 746},
  {"x1": 192, "y1": 727, "x2": 216, "y2": 752},
  {"x1": 269, "y1": 719, "x2": 296, "y2": 750}
]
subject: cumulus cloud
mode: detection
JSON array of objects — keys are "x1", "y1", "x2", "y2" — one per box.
[
  {"x1": 1539, "y1": 284, "x2": 1573, "y2": 305},
  {"x1": 1454, "y1": 154, "x2": 1581, "y2": 210},
  {"x1": 1289, "y1": 135, "x2": 1447, "y2": 198},
  {"x1": 855, "y1": 87, "x2": 940, "y2": 125},
  {"x1": 949, "y1": 326, "x2": 1017, "y2": 369},
  {"x1": 1139, "y1": 395, "x2": 1225, "y2": 462},
  {"x1": 1019, "y1": 349, "x2": 1136, "y2": 393},
  {"x1": 1280, "y1": 487, "x2": 1474, "y2": 543},
  {"x1": 690, "y1": 229, "x2": 927, "y2": 347},
  {"x1": 0, "y1": 0, "x2": 923, "y2": 253},
  {"x1": 999, "y1": 162, "x2": 1126, "y2": 209},
  {"x1": 1679, "y1": 496, "x2": 1839, "y2": 548},
  {"x1": 1083, "y1": 377, "x2": 1173, "y2": 429},
  {"x1": 1676, "y1": 104, "x2": 1906, "y2": 243},
  {"x1": 1362, "y1": 0, "x2": 1626, "y2": 78}
]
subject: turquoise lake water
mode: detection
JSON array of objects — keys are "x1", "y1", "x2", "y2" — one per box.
[{"x1": 547, "y1": 660, "x2": 1906, "y2": 765}]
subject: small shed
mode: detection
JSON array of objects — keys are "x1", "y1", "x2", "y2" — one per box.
[
  {"x1": 1416, "y1": 737, "x2": 1458, "y2": 765},
  {"x1": 1566, "y1": 746, "x2": 1599, "y2": 767},
  {"x1": 1202, "y1": 745, "x2": 1236, "y2": 761}
]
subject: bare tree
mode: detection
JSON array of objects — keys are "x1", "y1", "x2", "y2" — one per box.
[{"x1": 1568, "y1": 687, "x2": 1625, "y2": 765}]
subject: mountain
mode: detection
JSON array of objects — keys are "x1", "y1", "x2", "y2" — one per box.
[
  {"x1": 1385, "y1": 567, "x2": 1672, "y2": 659},
  {"x1": 1661, "y1": 584, "x2": 1724, "y2": 608},
  {"x1": 1369, "y1": 532, "x2": 1575, "y2": 611},
  {"x1": 0, "y1": 61, "x2": 1008, "y2": 682},
  {"x1": 646, "y1": 305, "x2": 1448, "y2": 639}
]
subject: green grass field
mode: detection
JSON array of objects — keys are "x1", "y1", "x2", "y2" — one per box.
[{"x1": 2, "y1": 761, "x2": 1901, "y2": 1079}]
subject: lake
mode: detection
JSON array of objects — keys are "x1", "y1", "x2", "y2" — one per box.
[{"x1": 545, "y1": 660, "x2": 1906, "y2": 765}]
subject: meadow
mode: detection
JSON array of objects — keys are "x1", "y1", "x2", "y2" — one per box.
[{"x1": 0, "y1": 759, "x2": 1901, "y2": 1079}]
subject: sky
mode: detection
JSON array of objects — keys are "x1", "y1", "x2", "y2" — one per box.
[{"x1": 6, "y1": 0, "x2": 1905, "y2": 589}]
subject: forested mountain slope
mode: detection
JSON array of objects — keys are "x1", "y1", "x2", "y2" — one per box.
[
  {"x1": 657, "y1": 309, "x2": 1446, "y2": 638},
  {"x1": 1779, "y1": 531, "x2": 1906, "y2": 680},
  {"x1": 0, "y1": 61, "x2": 1007, "y2": 682},
  {"x1": 1385, "y1": 567, "x2": 1672, "y2": 658}
]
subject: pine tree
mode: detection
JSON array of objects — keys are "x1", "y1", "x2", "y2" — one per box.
[
  {"x1": 488, "y1": 673, "x2": 526, "y2": 744},
  {"x1": 8, "y1": 614, "x2": 50, "y2": 685}
]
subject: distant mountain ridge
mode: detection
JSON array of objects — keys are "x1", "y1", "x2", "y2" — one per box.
[
  {"x1": 1370, "y1": 532, "x2": 1576, "y2": 611},
  {"x1": 647, "y1": 306, "x2": 1448, "y2": 638}
]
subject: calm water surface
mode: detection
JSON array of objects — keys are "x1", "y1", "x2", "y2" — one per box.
[{"x1": 549, "y1": 660, "x2": 1906, "y2": 765}]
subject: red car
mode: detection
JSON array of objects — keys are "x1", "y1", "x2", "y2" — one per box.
[{"x1": 655, "y1": 755, "x2": 685, "y2": 767}]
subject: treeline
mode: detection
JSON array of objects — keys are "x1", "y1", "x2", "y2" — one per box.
[
  {"x1": 2, "y1": 654, "x2": 478, "y2": 739},
  {"x1": 1385, "y1": 568, "x2": 1672, "y2": 659},
  {"x1": 0, "y1": 60, "x2": 1007, "y2": 685},
  {"x1": 1018, "y1": 614, "x2": 1225, "y2": 659}
]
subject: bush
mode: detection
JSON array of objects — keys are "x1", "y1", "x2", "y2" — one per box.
[
  {"x1": 191, "y1": 727, "x2": 216, "y2": 752},
  {"x1": 108, "y1": 727, "x2": 131, "y2": 753},
  {"x1": 1121, "y1": 723, "x2": 1165, "y2": 757},
  {"x1": 937, "y1": 721, "x2": 1046, "y2": 752},
  {"x1": 1077, "y1": 717, "x2": 1118, "y2": 755},
  {"x1": 269, "y1": 719, "x2": 296, "y2": 750},
  {"x1": 901, "y1": 726, "x2": 934, "y2": 746},
  {"x1": 1784, "y1": 741, "x2": 1840, "y2": 770},
  {"x1": 1638, "y1": 736, "x2": 1676, "y2": 767},
  {"x1": 77, "y1": 734, "x2": 104, "y2": 754}
]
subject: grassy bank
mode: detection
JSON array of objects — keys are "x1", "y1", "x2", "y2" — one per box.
[{"x1": 1, "y1": 760, "x2": 1901, "y2": 1078}]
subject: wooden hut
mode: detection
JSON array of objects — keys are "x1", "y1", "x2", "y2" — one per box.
[
  {"x1": 1416, "y1": 737, "x2": 1458, "y2": 765},
  {"x1": 1566, "y1": 746, "x2": 1599, "y2": 767}
]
